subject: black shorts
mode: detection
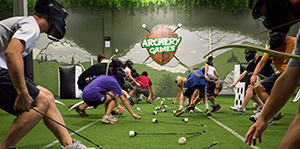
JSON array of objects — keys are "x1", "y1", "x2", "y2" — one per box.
[
  {"x1": 83, "y1": 94, "x2": 107, "y2": 109},
  {"x1": 206, "y1": 82, "x2": 215, "y2": 97},
  {"x1": 260, "y1": 73, "x2": 281, "y2": 95},
  {"x1": 183, "y1": 85, "x2": 206, "y2": 99},
  {"x1": 0, "y1": 69, "x2": 40, "y2": 116}
]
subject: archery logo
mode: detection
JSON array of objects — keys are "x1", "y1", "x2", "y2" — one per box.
[{"x1": 141, "y1": 24, "x2": 182, "y2": 65}]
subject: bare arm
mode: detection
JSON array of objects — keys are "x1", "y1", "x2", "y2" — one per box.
[
  {"x1": 127, "y1": 71, "x2": 140, "y2": 86},
  {"x1": 119, "y1": 95, "x2": 141, "y2": 119},
  {"x1": 245, "y1": 66, "x2": 300, "y2": 146},
  {"x1": 250, "y1": 58, "x2": 268, "y2": 85},
  {"x1": 5, "y1": 39, "x2": 33, "y2": 112},
  {"x1": 229, "y1": 70, "x2": 248, "y2": 89},
  {"x1": 214, "y1": 70, "x2": 219, "y2": 79},
  {"x1": 204, "y1": 64, "x2": 210, "y2": 81},
  {"x1": 149, "y1": 85, "x2": 154, "y2": 100}
]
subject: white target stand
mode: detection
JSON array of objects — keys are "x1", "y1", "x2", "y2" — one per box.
[
  {"x1": 233, "y1": 64, "x2": 246, "y2": 107},
  {"x1": 234, "y1": 82, "x2": 245, "y2": 107}
]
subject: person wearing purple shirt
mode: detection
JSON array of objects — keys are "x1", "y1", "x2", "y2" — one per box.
[{"x1": 82, "y1": 75, "x2": 140, "y2": 124}]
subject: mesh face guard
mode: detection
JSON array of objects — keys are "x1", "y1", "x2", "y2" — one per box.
[{"x1": 35, "y1": 0, "x2": 68, "y2": 41}]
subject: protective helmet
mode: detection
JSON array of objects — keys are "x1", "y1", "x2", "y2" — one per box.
[
  {"x1": 244, "y1": 49, "x2": 257, "y2": 62},
  {"x1": 35, "y1": 0, "x2": 68, "y2": 41}
]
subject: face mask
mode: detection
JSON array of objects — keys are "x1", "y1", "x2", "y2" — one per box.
[
  {"x1": 268, "y1": 31, "x2": 287, "y2": 50},
  {"x1": 207, "y1": 62, "x2": 213, "y2": 66},
  {"x1": 245, "y1": 51, "x2": 256, "y2": 62}
]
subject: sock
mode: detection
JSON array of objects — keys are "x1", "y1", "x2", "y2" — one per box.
[
  {"x1": 205, "y1": 104, "x2": 209, "y2": 110},
  {"x1": 179, "y1": 105, "x2": 183, "y2": 110},
  {"x1": 148, "y1": 98, "x2": 150, "y2": 100},
  {"x1": 127, "y1": 95, "x2": 130, "y2": 98}
]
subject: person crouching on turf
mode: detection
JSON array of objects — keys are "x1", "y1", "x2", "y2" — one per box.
[
  {"x1": 205, "y1": 56, "x2": 222, "y2": 113},
  {"x1": 174, "y1": 66, "x2": 210, "y2": 117},
  {"x1": 173, "y1": 76, "x2": 187, "y2": 104},
  {"x1": 82, "y1": 63, "x2": 141, "y2": 124},
  {"x1": 133, "y1": 71, "x2": 155, "y2": 104}
]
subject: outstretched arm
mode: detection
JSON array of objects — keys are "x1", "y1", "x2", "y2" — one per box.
[
  {"x1": 229, "y1": 70, "x2": 248, "y2": 89},
  {"x1": 119, "y1": 95, "x2": 141, "y2": 119},
  {"x1": 245, "y1": 66, "x2": 300, "y2": 146}
]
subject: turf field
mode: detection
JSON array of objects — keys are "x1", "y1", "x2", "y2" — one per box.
[{"x1": 0, "y1": 96, "x2": 298, "y2": 149}]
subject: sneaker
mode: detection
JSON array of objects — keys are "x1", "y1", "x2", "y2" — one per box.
[
  {"x1": 75, "y1": 107, "x2": 89, "y2": 117},
  {"x1": 174, "y1": 109, "x2": 184, "y2": 117},
  {"x1": 230, "y1": 106, "x2": 245, "y2": 115},
  {"x1": 249, "y1": 113, "x2": 274, "y2": 124},
  {"x1": 253, "y1": 106, "x2": 263, "y2": 114},
  {"x1": 127, "y1": 97, "x2": 135, "y2": 106},
  {"x1": 273, "y1": 112, "x2": 284, "y2": 120},
  {"x1": 146, "y1": 99, "x2": 154, "y2": 104},
  {"x1": 61, "y1": 139, "x2": 96, "y2": 149},
  {"x1": 249, "y1": 113, "x2": 260, "y2": 123},
  {"x1": 185, "y1": 104, "x2": 195, "y2": 112},
  {"x1": 204, "y1": 109, "x2": 212, "y2": 116},
  {"x1": 252, "y1": 103, "x2": 259, "y2": 109},
  {"x1": 211, "y1": 104, "x2": 222, "y2": 113},
  {"x1": 111, "y1": 110, "x2": 123, "y2": 115},
  {"x1": 7, "y1": 146, "x2": 18, "y2": 149},
  {"x1": 101, "y1": 115, "x2": 118, "y2": 124}
]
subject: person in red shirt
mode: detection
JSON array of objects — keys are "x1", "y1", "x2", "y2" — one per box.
[{"x1": 134, "y1": 71, "x2": 155, "y2": 104}]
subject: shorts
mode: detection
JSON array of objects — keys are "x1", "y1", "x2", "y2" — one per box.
[
  {"x1": 0, "y1": 69, "x2": 40, "y2": 116},
  {"x1": 134, "y1": 87, "x2": 150, "y2": 97},
  {"x1": 122, "y1": 82, "x2": 134, "y2": 92},
  {"x1": 260, "y1": 73, "x2": 281, "y2": 95},
  {"x1": 183, "y1": 85, "x2": 206, "y2": 99},
  {"x1": 83, "y1": 94, "x2": 107, "y2": 109},
  {"x1": 206, "y1": 82, "x2": 216, "y2": 97}
]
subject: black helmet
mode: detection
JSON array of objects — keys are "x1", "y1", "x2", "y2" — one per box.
[{"x1": 35, "y1": 0, "x2": 68, "y2": 41}]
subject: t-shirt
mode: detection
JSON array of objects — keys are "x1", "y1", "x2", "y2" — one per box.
[
  {"x1": 0, "y1": 16, "x2": 40, "y2": 69},
  {"x1": 207, "y1": 65, "x2": 216, "y2": 77},
  {"x1": 77, "y1": 63, "x2": 107, "y2": 90},
  {"x1": 289, "y1": 28, "x2": 300, "y2": 66},
  {"x1": 82, "y1": 75, "x2": 123, "y2": 102},
  {"x1": 185, "y1": 68, "x2": 207, "y2": 88},
  {"x1": 136, "y1": 75, "x2": 152, "y2": 89},
  {"x1": 246, "y1": 56, "x2": 274, "y2": 78},
  {"x1": 262, "y1": 36, "x2": 296, "y2": 74}
]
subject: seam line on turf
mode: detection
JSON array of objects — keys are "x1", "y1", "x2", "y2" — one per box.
[
  {"x1": 40, "y1": 118, "x2": 102, "y2": 149},
  {"x1": 195, "y1": 107, "x2": 260, "y2": 149}
]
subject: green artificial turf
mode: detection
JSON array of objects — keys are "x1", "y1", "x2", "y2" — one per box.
[{"x1": 0, "y1": 96, "x2": 297, "y2": 149}]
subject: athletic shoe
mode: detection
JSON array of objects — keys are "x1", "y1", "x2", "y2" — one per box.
[
  {"x1": 134, "y1": 98, "x2": 142, "y2": 104},
  {"x1": 101, "y1": 115, "x2": 118, "y2": 124},
  {"x1": 146, "y1": 99, "x2": 154, "y2": 104},
  {"x1": 111, "y1": 110, "x2": 123, "y2": 115},
  {"x1": 249, "y1": 113, "x2": 260, "y2": 123},
  {"x1": 61, "y1": 139, "x2": 96, "y2": 149},
  {"x1": 230, "y1": 106, "x2": 245, "y2": 115},
  {"x1": 75, "y1": 107, "x2": 89, "y2": 117},
  {"x1": 249, "y1": 113, "x2": 275, "y2": 124},
  {"x1": 211, "y1": 104, "x2": 222, "y2": 113},
  {"x1": 204, "y1": 109, "x2": 212, "y2": 116},
  {"x1": 253, "y1": 106, "x2": 263, "y2": 114},
  {"x1": 184, "y1": 104, "x2": 195, "y2": 112},
  {"x1": 174, "y1": 109, "x2": 184, "y2": 117},
  {"x1": 273, "y1": 112, "x2": 284, "y2": 120},
  {"x1": 7, "y1": 146, "x2": 18, "y2": 149},
  {"x1": 252, "y1": 103, "x2": 259, "y2": 109},
  {"x1": 127, "y1": 97, "x2": 135, "y2": 106}
]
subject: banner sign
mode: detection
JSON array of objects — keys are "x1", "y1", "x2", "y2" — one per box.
[{"x1": 141, "y1": 24, "x2": 182, "y2": 65}]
